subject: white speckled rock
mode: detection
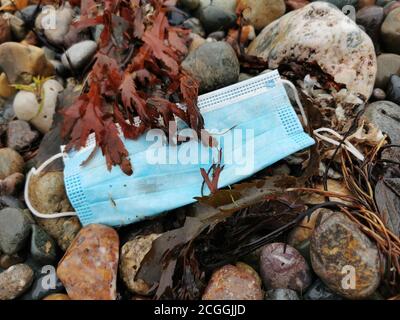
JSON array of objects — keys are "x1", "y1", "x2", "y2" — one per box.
[
  {"x1": 13, "y1": 79, "x2": 63, "y2": 133},
  {"x1": 61, "y1": 40, "x2": 97, "y2": 70},
  {"x1": 0, "y1": 264, "x2": 34, "y2": 300},
  {"x1": 247, "y1": 2, "x2": 377, "y2": 104},
  {"x1": 119, "y1": 234, "x2": 161, "y2": 295}
]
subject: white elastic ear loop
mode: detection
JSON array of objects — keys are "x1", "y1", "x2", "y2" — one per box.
[
  {"x1": 24, "y1": 153, "x2": 77, "y2": 219},
  {"x1": 280, "y1": 79, "x2": 365, "y2": 162},
  {"x1": 313, "y1": 128, "x2": 365, "y2": 161},
  {"x1": 281, "y1": 79, "x2": 309, "y2": 127}
]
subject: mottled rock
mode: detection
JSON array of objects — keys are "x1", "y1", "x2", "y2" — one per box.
[
  {"x1": 248, "y1": 2, "x2": 377, "y2": 104},
  {"x1": 196, "y1": 0, "x2": 236, "y2": 33},
  {"x1": 202, "y1": 264, "x2": 263, "y2": 300},
  {"x1": 0, "y1": 264, "x2": 34, "y2": 300},
  {"x1": 304, "y1": 279, "x2": 344, "y2": 300},
  {"x1": 61, "y1": 40, "x2": 97, "y2": 70},
  {"x1": 259, "y1": 243, "x2": 312, "y2": 292},
  {"x1": 238, "y1": 0, "x2": 286, "y2": 31},
  {"x1": 381, "y1": 7, "x2": 400, "y2": 54},
  {"x1": 43, "y1": 293, "x2": 70, "y2": 300},
  {"x1": 57, "y1": 224, "x2": 119, "y2": 300},
  {"x1": 182, "y1": 42, "x2": 240, "y2": 93},
  {"x1": 310, "y1": 213, "x2": 381, "y2": 299},
  {"x1": 120, "y1": 233, "x2": 161, "y2": 295},
  {"x1": 0, "y1": 148, "x2": 24, "y2": 179},
  {"x1": 30, "y1": 225, "x2": 57, "y2": 265},
  {"x1": 386, "y1": 74, "x2": 400, "y2": 104},
  {"x1": 363, "y1": 100, "x2": 400, "y2": 144},
  {"x1": 28, "y1": 171, "x2": 81, "y2": 251},
  {"x1": 0, "y1": 43, "x2": 54, "y2": 84},
  {"x1": 0, "y1": 208, "x2": 32, "y2": 255},
  {"x1": 6, "y1": 120, "x2": 39, "y2": 152},
  {"x1": 266, "y1": 288, "x2": 300, "y2": 300},
  {"x1": 375, "y1": 53, "x2": 400, "y2": 89}
]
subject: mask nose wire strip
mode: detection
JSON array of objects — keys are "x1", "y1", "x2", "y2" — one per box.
[
  {"x1": 24, "y1": 153, "x2": 78, "y2": 219},
  {"x1": 280, "y1": 79, "x2": 365, "y2": 162}
]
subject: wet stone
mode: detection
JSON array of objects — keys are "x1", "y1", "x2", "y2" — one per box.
[
  {"x1": 0, "y1": 42, "x2": 54, "y2": 84},
  {"x1": 238, "y1": 0, "x2": 286, "y2": 31},
  {"x1": 30, "y1": 225, "x2": 57, "y2": 265},
  {"x1": 0, "y1": 264, "x2": 34, "y2": 300},
  {"x1": 182, "y1": 42, "x2": 240, "y2": 94},
  {"x1": 6, "y1": 120, "x2": 39, "y2": 152},
  {"x1": 363, "y1": 100, "x2": 400, "y2": 144},
  {"x1": 61, "y1": 40, "x2": 97, "y2": 70},
  {"x1": 356, "y1": 6, "x2": 384, "y2": 50},
  {"x1": 310, "y1": 213, "x2": 381, "y2": 299},
  {"x1": 386, "y1": 74, "x2": 400, "y2": 104},
  {"x1": 375, "y1": 179, "x2": 400, "y2": 236},
  {"x1": 57, "y1": 224, "x2": 119, "y2": 300},
  {"x1": 381, "y1": 7, "x2": 400, "y2": 54},
  {"x1": 373, "y1": 88, "x2": 386, "y2": 100},
  {"x1": 259, "y1": 243, "x2": 312, "y2": 292},
  {"x1": 0, "y1": 148, "x2": 24, "y2": 179},
  {"x1": 0, "y1": 208, "x2": 32, "y2": 255},
  {"x1": 28, "y1": 171, "x2": 81, "y2": 251},
  {"x1": 202, "y1": 264, "x2": 263, "y2": 300},
  {"x1": 195, "y1": 0, "x2": 236, "y2": 33},
  {"x1": 375, "y1": 53, "x2": 400, "y2": 89},
  {"x1": 248, "y1": 2, "x2": 377, "y2": 104},
  {"x1": 120, "y1": 233, "x2": 161, "y2": 295}
]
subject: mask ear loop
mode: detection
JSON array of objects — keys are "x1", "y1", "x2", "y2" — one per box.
[
  {"x1": 24, "y1": 153, "x2": 78, "y2": 219},
  {"x1": 281, "y1": 79, "x2": 309, "y2": 127},
  {"x1": 281, "y1": 79, "x2": 365, "y2": 162}
]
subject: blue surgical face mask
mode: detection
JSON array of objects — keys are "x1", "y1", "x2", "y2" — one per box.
[{"x1": 24, "y1": 70, "x2": 316, "y2": 227}]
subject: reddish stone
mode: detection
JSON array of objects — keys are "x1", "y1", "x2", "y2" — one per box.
[
  {"x1": 57, "y1": 224, "x2": 119, "y2": 300},
  {"x1": 202, "y1": 264, "x2": 263, "y2": 300}
]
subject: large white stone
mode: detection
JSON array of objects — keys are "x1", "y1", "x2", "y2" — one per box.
[{"x1": 247, "y1": 2, "x2": 377, "y2": 104}]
